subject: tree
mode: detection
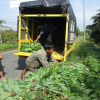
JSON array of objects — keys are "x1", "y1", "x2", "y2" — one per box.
[
  {"x1": 0, "y1": 19, "x2": 6, "y2": 25},
  {"x1": 0, "y1": 19, "x2": 17, "y2": 43},
  {"x1": 1, "y1": 29, "x2": 17, "y2": 43},
  {"x1": 85, "y1": 29, "x2": 91, "y2": 35},
  {"x1": 86, "y1": 9, "x2": 100, "y2": 43},
  {"x1": 0, "y1": 19, "x2": 6, "y2": 43},
  {"x1": 76, "y1": 27, "x2": 82, "y2": 36},
  {"x1": 0, "y1": 19, "x2": 6, "y2": 29},
  {"x1": 80, "y1": 31, "x2": 84, "y2": 36}
]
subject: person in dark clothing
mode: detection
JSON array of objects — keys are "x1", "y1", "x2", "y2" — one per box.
[
  {"x1": 0, "y1": 53, "x2": 8, "y2": 81},
  {"x1": 34, "y1": 23, "x2": 61, "y2": 49},
  {"x1": 76, "y1": 33, "x2": 78, "y2": 37}
]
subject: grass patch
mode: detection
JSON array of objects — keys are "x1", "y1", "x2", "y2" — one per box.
[
  {"x1": 69, "y1": 36, "x2": 100, "y2": 64},
  {"x1": 0, "y1": 42, "x2": 18, "y2": 53},
  {"x1": 69, "y1": 37, "x2": 84, "y2": 63}
]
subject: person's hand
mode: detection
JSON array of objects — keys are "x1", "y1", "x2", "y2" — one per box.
[
  {"x1": 0, "y1": 54, "x2": 3, "y2": 60},
  {"x1": 34, "y1": 40, "x2": 37, "y2": 43},
  {"x1": 55, "y1": 60, "x2": 58, "y2": 62},
  {"x1": 0, "y1": 57, "x2": 3, "y2": 60}
]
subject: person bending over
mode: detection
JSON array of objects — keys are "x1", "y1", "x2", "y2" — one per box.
[
  {"x1": 20, "y1": 42, "x2": 56, "y2": 80},
  {"x1": 34, "y1": 23, "x2": 61, "y2": 49}
]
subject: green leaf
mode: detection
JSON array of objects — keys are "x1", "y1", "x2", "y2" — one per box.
[
  {"x1": 26, "y1": 83, "x2": 33, "y2": 88},
  {"x1": 83, "y1": 89, "x2": 92, "y2": 95}
]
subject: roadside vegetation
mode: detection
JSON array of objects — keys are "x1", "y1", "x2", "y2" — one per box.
[
  {"x1": 0, "y1": 19, "x2": 18, "y2": 53},
  {"x1": 0, "y1": 9, "x2": 100, "y2": 99},
  {"x1": 0, "y1": 43, "x2": 18, "y2": 53},
  {"x1": 68, "y1": 35, "x2": 100, "y2": 99},
  {"x1": 1, "y1": 35, "x2": 100, "y2": 99},
  {"x1": 68, "y1": 8, "x2": 100, "y2": 99},
  {"x1": 86, "y1": 9, "x2": 100, "y2": 43}
]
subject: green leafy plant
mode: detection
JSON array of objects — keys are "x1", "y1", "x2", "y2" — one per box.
[
  {"x1": 0, "y1": 62, "x2": 96, "y2": 99},
  {"x1": 69, "y1": 36, "x2": 100, "y2": 99},
  {"x1": 20, "y1": 42, "x2": 43, "y2": 53}
]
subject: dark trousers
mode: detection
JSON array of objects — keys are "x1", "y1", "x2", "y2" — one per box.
[
  {"x1": 47, "y1": 30, "x2": 60, "y2": 47},
  {"x1": 0, "y1": 60, "x2": 3, "y2": 71}
]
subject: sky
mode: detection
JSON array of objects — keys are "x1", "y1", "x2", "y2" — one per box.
[{"x1": 0, "y1": 0, "x2": 100, "y2": 31}]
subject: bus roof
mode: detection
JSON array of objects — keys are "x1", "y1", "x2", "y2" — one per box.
[{"x1": 19, "y1": 0, "x2": 76, "y2": 21}]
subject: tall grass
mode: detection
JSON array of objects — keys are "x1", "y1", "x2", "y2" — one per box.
[
  {"x1": 69, "y1": 37, "x2": 84, "y2": 63},
  {"x1": 69, "y1": 36, "x2": 99, "y2": 64}
]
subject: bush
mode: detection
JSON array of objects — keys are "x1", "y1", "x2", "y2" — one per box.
[
  {"x1": 1, "y1": 29, "x2": 17, "y2": 43},
  {"x1": 69, "y1": 37, "x2": 100, "y2": 99}
]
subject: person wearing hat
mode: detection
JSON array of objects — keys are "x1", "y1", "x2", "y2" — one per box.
[
  {"x1": 34, "y1": 23, "x2": 61, "y2": 49},
  {"x1": 20, "y1": 42, "x2": 57, "y2": 80}
]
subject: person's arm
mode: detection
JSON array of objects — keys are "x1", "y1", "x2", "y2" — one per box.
[
  {"x1": 38, "y1": 54, "x2": 51, "y2": 68},
  {"x1": 49, "y1": 55, "x2": 55, "y2": 62},
  {"x1": 34, "y1": 33, "x2": 42, "y2": 43},
  {"x1": 49, "y1": 55, "x2": 58, "y2": 62},
  {"x1": 0, "y1": 54, "x2": 3, "y2": 60}
]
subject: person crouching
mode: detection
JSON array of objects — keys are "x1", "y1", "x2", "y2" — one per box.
[{"x1": 20, "y1": 42, "x2": 56, "y2": 80}]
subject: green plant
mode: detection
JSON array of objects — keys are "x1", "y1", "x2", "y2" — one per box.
[
  {"x1": 69, "y1": 36, "x2": 100, "y2": 99},
  {"x1": 0, "y1": 62, "x2": 97, "y2": 99},
  {"x1": 20, "y1": 42, "x2": 43, "y2": 53}
]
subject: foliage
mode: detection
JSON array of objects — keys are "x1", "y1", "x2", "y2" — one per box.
[
  {"x1": 0, "y1": 19, "x2": 6, "y2": 25},
  {"x1": 20, "y1": 42, "x2": 43, "y2": 53},
  {"x1": 20, "y1": 42, "x2": 62, "y2": 54},
  {"x1": 85, "y1": 29, "x2": 91, "y2": 35},
  {"x1": 0, "y1": 37, "x2": 100, "y2": 99},
  {"x1": 69, "y1": 36, "x2": 100, "y2": 99},
  {"x1": 0, "y1": 19, "x2": 6, "y2": 28},
  {"x1": 0, "y1": 19, "x2": 12, "y2": 30},
  {"x1": 76, "y1": 27, "x2": 85, "y2": 36},
  {"x1": 1, "y1": 29, "x2": 17, "y2": 43},
  {"x1": 76, "y1": 27, "x2": 81, "y2": 36},
  {"x1": 0, "y1": 62, "x2": 94, "y2": 100},
  {"x1": 86, "y1": 9, "x2": 100, "y2": 43},
  {"x1": 0, "y1": 43, "x2": 18, "y2": 53},
  {"x1": 0, "y1": 19, "x2": 18, "y2": 52},
  {"x1": 0, "y1": 19, "x2": 17, "y2": 43}
]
